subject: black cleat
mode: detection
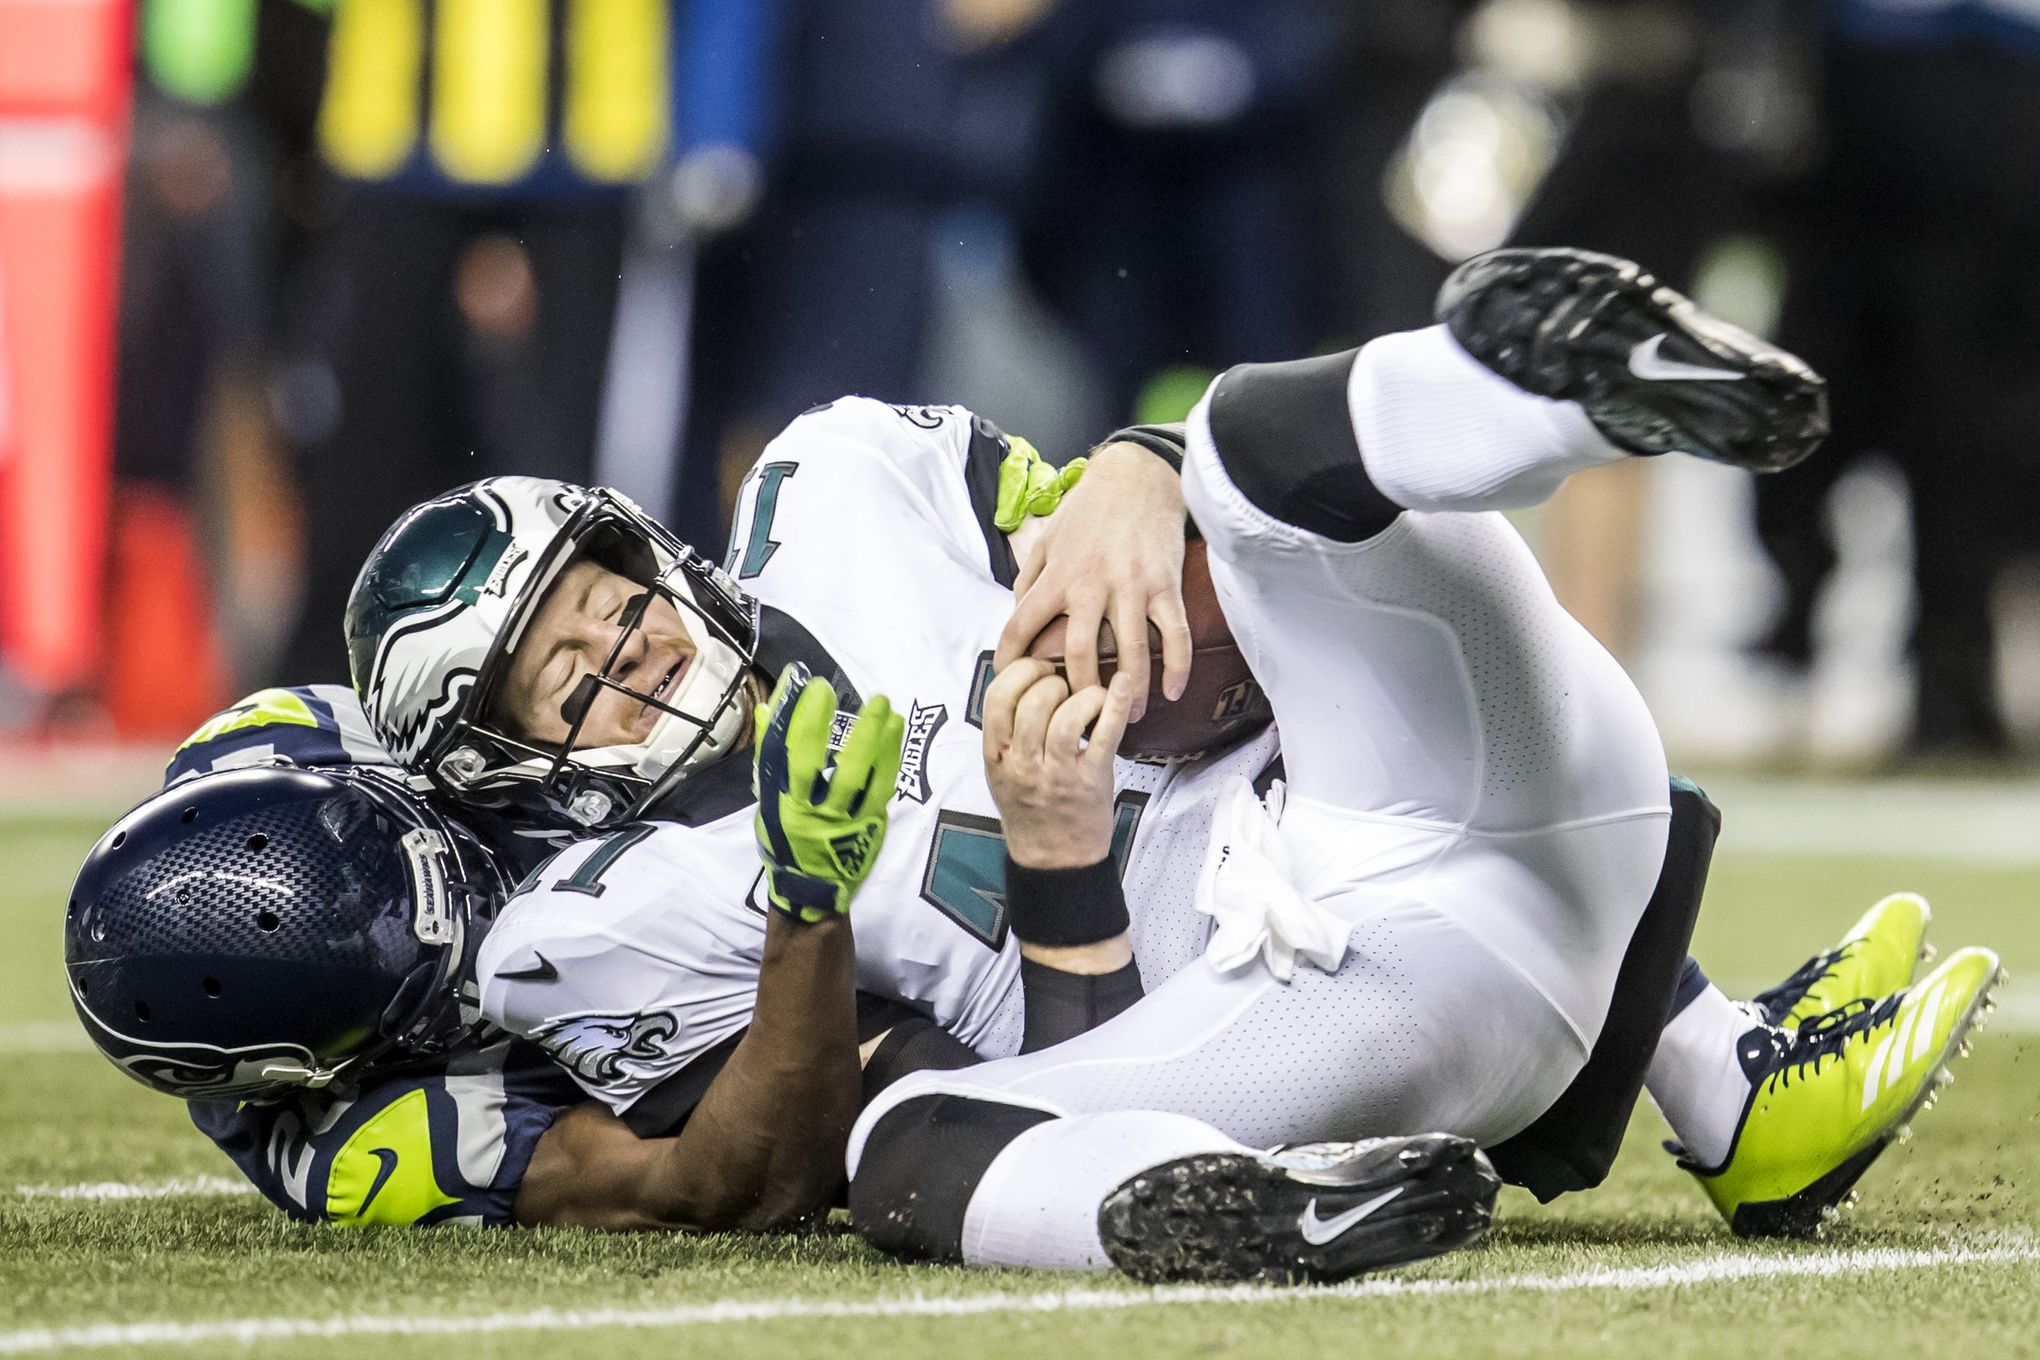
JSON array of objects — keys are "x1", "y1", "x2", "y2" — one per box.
[
  {"x1": 1097, "y1": 1132, "x2": 1499, "y2": 1285},
  {"x1": 1437, "y1": 247, "x2": 1828, "y2": 473}
]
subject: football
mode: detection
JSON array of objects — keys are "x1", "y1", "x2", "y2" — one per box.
[{"x1": 1026, "y1": 537, "x2": 1273, "y2": 762}]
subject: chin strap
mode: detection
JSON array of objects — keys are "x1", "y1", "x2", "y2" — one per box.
[{"x1": 258, "y1": 1060, "x2": 341, "y2": 1089}]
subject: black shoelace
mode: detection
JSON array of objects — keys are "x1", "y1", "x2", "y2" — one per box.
[
  {"x1": 1745, "y1": 991, "x2": 1905, "y2": 1092},
  {"x1": 1751, "y1": 941, "x2": 1856, "y2": 1022}
]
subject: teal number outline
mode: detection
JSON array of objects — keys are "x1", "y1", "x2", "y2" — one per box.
[
  {"x1": 731, "y1": 462, "x2": 798, "y2": 580},
  {"x1": 554, "y1": 823, "x2": 658, "y2": 898},
  {"x1": 918, "y1": 791, "x2": 1150, "y2": 950}
]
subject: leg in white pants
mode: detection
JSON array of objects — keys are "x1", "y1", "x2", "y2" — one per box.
[{"x1": 852, "y1": 331, "x2": 1672, "y2": 1269}]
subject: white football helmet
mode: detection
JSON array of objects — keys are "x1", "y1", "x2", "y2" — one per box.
[{"x1": 345, "y1": 477, "x2": 758, "y2": 827}]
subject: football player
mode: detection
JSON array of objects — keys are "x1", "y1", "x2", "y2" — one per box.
[
  {"x1": 67, "y1": 674, "x2": 901, "y2": 1231},
  {"x1": 338, "y1": 248, "x2": 1993, "y2": 1278},
  {"x1": 842, "y1": 249, "x2": 2002, "y2": 1278}
]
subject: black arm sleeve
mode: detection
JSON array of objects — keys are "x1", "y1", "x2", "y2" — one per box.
[
  {"x1": 1000, "y1": 855, "x2": 1144, "y2": 1051},
  {"x1": 1018, "y1": 958, "x2": 1144, "y2": 1053}
]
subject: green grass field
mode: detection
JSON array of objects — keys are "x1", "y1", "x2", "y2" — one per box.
[{"x1": 4, "y1": 778, "x2": 2038, "y2": 1359}]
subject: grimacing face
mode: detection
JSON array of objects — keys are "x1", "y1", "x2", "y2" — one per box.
[{"x1": 494, "y1": 559, "x2": 701, "y2": 750}]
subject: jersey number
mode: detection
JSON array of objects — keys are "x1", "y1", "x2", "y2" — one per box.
[
  {"x1": 553, "y1": 823, "x2": 658, "y2": 898},
  {"x1": 730, "y1": 462, "x2": 797, "y2": 580},
  {"x1": 919, "y1": 793, "x2": 1148, "y2": 950}
]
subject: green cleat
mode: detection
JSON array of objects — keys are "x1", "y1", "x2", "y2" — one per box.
[
  {"x1": 1753, "y1": 893, "x2": 1934, "y2": 1029},
  {"x1": 1684, "y1": 945, "x2": 2004, "y2": 1239}
]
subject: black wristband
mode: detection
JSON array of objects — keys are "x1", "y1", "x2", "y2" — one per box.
[
  {"x1": 1003, "y1": 855, "x2": 1129, "y2": 948},
  {"x1": 1100, "y1": 423, "x2": 1186, "y2": 473}
]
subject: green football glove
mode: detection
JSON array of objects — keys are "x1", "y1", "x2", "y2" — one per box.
[
  {"x1": 752, "y1": 662, "x2": 905, "y2": 922},
  {"x1": 992, "y1": 435, "x2": 1086, "y2": 531}
]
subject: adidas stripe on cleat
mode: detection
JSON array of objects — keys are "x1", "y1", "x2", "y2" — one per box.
[
  {"x1": 1437, "y1": 247, "x2": 1829, "y2": 473},
  {"x1": 1684, "y1": 945, "x2": 2003, "y2": 1239},
  {"x1": 1755, "y1": 892, "x2": 1934, "y2": 1029},
  {"x1": 1097, "y1": 1132, "x2": 1499, "y2": 1285}
]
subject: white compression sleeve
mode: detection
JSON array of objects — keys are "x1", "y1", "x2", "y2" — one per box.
[{"x1": 1351, "y1": 324, "x2": 1627, "y2": 513}]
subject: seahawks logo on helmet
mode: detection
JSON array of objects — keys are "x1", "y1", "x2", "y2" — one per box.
[
  {"x1": 527, "y1": 1009, "x2": 684, "y2": 1088},
  {"x1": 71, "y1": 995, "x2": 327, "y2": 1101}
]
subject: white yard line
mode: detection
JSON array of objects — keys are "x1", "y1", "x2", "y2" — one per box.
[
  {"x1": 1, "y1": 1241, "x2": 2034, "y2": 1354},
  {"x1": 12, "y1": 1177, "x2": 254, "y2": 1202}
]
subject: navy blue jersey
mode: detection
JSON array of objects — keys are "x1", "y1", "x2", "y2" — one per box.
[
  {"x1": 165, "y1": 685, "x2": 396, "y2": 784},
  {"x1": 170, "y1": 687, "x2": 581, "y2": 1226},
  {"x1": 188, "y1": 1038, "x2": 580, "y2": 1226}
]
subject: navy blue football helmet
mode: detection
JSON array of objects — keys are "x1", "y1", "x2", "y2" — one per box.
[{"x1": 64, "y1": 765, "x2": 511, "y2": 1102}]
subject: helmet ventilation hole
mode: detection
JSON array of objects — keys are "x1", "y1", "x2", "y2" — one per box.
[
  {"x1": 255, "y1": 910, "x2": 281, "y2": 933},
  {"x1": 180, "y1": 808, "x2": 198, "y2": 825},
  {"x1": 77, "y1": 978, "x2": 89, "y2": 996},
  {"x1": 110, "y1": 831, "x2": 126, "y2": 849},
  {"x1": 134, "y1": 1001, "x2": 151, "y2": 1023},
  {"x1": 202, "y1": 977, "x2": 222, "y2": 998},
  {"x1": 246, "y1": 834, "x2": 268, "y2": 852}
]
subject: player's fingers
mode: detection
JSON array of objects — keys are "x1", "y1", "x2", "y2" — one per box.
[
  {"x1": 842, "y1": 704, "x2": 905, "y2": 818},
  {"x1": 1046, "y1": 682, "x2": 1110, "y2": 762},
  {"x1": 1084, "y1": 670, "x2": 1137, "y2": 767},
  {"x1": 1109, "y1": 594, "x2": 1151, "y2": 723},
  {"x1": 755, "y1": 662, "x2": 813, "y2": 794},
  {"x1": 786, "y1": 674, "x2": 840, "y2": 802},
  {"x1": 828, "y1": 694, "x2": 897, "y2": 814},
  {"x1": 994, "y1": 582, "x2": 1064, "y2": 674},
  {"x1": 982, "y1": 657, "x2": 1054, "y2": 763},
  {"x1": 1012, "y1": 672, "x2": 1071, "y2": 762},
  {"x1": 1152, "y1": 593, "x2": 1194, "y2": 705},
  {"x1": 1060, "y1": 597, "x2": 1107, "y2": 696}
]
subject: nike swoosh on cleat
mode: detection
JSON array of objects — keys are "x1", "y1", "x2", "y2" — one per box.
[
  {"x1": 497, "y1": 952, "x2": 559, "y2": 983},
  {"x1": 1298, "y1": 1186, "x2": 1403, "y2": 1246},
  {"x1": 1627, "y1": 333, "x2": 1746, "y2": 382}
]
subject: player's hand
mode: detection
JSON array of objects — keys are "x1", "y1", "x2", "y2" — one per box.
[
  {"x1": 982, "y1": 658, "x2": 1135, "y2": 869},
  {"x1": 753, "y1": 663, "x2": 905, "y2": 922},
  {"x1": 995, "y1": 442, "x2": 1191, "y2": 723}
]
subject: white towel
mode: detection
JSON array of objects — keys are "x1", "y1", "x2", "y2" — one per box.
[{"x1": 1195, "y1": 778, "x2": 1351, "y2": 982}]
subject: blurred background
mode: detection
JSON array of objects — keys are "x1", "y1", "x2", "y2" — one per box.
[{"x1": 3, "y1": 0, "x2": 2040, "y2": 798}]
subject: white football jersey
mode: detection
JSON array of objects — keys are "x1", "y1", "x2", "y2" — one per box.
[{"x1": 476, "y1": 398, "x2": 1275, "y2": 1124}]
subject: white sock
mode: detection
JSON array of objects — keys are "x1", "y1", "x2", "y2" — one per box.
[
  {"x1": 1644, "y1": 984, "x2": 1765, "y2": 1169},
  {"x1": 1350, "y1": 324, "x2": 1627, "y2": 513},
  {"x1": 959, "y1": 1111, "x2": 1250, "y2": 1270}
]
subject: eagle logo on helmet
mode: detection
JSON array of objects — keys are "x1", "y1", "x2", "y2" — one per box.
[
  {"x1": 347, "y1": 477, "x2": 762, "y2": 827},
  {"x1": 348, "y1": 479, "x2": 583, "y2": 767}
]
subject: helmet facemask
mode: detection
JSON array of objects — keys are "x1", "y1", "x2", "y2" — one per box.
[{"x1": 423, "y1": 492, "x2": 759, "y2": 828}]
